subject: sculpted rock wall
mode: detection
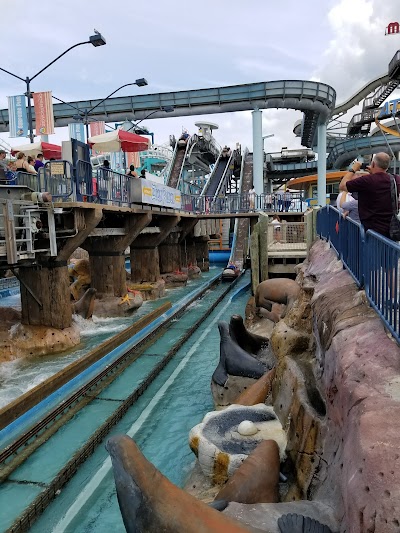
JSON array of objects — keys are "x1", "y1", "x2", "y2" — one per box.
[{"x1": 271, "y1": 239, "x2": 400, "y2": 532}]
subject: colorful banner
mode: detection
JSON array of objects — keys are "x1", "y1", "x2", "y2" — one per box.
[
  {"x1": 126, "y1": 150, "x2": 140, "y2": 169},
  {"x1": 68, "y1": 123, "x2": 86, "y2": 143},
  {"x1": 89, "y1": 121, "x2": 105, "y2": 137},
  {"x1": 33, "y1": 91, "x2": 55, "y2": 135},
  {"x1": 8, "y1": 95, "x2": 28, "y2": 138}
]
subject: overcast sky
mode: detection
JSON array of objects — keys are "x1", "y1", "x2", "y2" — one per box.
[{"x1": 1, "y1": 0, "x2": 399, "y2": 153}]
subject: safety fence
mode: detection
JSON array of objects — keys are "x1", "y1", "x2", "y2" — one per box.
[
  {"x1": 317, "y1": 205, "x2": 400, "y2": 343},
  {"x1": 9, "y1": 163, "x2": 305, "y2": 214}
]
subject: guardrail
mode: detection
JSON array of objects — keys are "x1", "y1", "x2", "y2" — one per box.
[
  {"x1": 182, "y1": 193, "x2": 306, "y2": 214},
  {"x1": 8, "y1": 172, "x2": 40, "y2": 191},
  {"x1": 317, "y1": 205, "x2": 400, "y2": 343},
  {"x1": 96, "y1": 168, "x2": 130, "y2": 205},
  {"x1": 42, "y1": 161, "x2": 74, "y2": 200}
]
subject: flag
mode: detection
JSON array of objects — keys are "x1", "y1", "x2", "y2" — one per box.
[
  {"x1": 89, "y1": 121, "x2": 105, "y2": 137},
  {"x1": 110, "y1": 151, "x2": 124, "y2": 172},
  {"x1": 126, "y1": 151, "x2": 140, "y2": 168},
  {"x1": 33, "y1": 91, "x2": 55, "y2": 135},
  {"x1": 68, "y1": 123, "x2": 86, "y2": 143},
  {"x1": 8, "y1": 95, "x2": 28, "y2": 138}
]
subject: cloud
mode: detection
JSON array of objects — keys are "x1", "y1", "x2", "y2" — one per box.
[
  {"x1": 4, "y1": 0, "x2": 397, "y2": 155},
  {"x1": 315, "y1": 0, "x2": 400, "y2": 101}
]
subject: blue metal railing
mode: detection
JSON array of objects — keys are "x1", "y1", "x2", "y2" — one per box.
[
  {"x1": 42, "y1": 161, "x2": 74, "y2": 200},
  {"x1": 76, "y1": 159, "x2": 94, "y2": 201},
  {"x1": 9, "y1": 171, "x2": 40, "y2": 191},
  {"x1": 365, "y1": 231, "x2": 400, "y2": 339},
  {"x1": 96, "y1": 168, "x2": 130, "y2": 205},
  {"x1": 317, "y1": 205, "x2": 400, "y2": 342}
]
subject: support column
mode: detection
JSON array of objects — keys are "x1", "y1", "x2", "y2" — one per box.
[
  {"x1": 195, "y1": 237, "x2": 210, "y2": 271},
  {"x1": 19, "y1": 263, "x2": 72, "y2": 329},
  {"x1": 181, "y1": 239, "x2": 197, "y2": 267},
  {"x1": 130, "y1": 215, "x2": 180, "y2": 283},
  {"x1": 18, "y1": 207, "x2": 104, "y2": 328},
  {"x1": 317, "y1": 122, "x2": 327, "y2": 207},
  {"x1": 159, "y1": 233, "x2": 181, "y2": 274},
  {"x1": 252, "y1": 108, "x2": 264, "y2": 196},
  {"x1": 130, "y1": 247, "x2": 160, "y2": 283},
  {"x1": 83, "y1": 213, "x2": 152, "y2": 297},
  {"x1": 88, "y1": 253, "x2": 126, "y2": 297}
]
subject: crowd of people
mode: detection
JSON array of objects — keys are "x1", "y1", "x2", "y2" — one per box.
[{"x1": 0, "y1": 150, "x2": 46, "y2": 180}]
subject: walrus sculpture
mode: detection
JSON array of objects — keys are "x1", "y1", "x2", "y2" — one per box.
[
  {"x1": 106, "y1": 434, "x2": 265, "y2": 533},
  {"x1": 212, "y1": 322, "x2": 266, "y2": 387},
  {"x1": 229, "y1": 314, "x2": 269, "y2": 354},
  {"x1": 72, "y1": 287, "x2": 97, "y2": 319},
  {"x1": 255, "y1": 278, "x2": 300, "y2": 318}
]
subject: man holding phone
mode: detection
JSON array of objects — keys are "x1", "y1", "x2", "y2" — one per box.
[{"x1": 339, "y1": 152, "x2": 400, "y2": 240}]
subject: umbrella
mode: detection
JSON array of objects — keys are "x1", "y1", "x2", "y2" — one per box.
[
  {"x1": 88, "y1": 129, "x2": 150, "y2": 153},
  {"x1": 11, "y1": 141, "x2": 62, "y2": 160}
]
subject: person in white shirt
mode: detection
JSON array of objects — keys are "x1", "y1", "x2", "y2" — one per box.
[{"x1": 248, "y1": 187, "x2": 256, "y2": 210}]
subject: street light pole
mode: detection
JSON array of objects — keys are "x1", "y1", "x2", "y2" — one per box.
[{"x1": 0, "y1": 32, "x2": 106, "y2": 143}]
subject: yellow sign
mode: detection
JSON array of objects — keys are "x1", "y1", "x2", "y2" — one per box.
[{"x1": 49, "y1": 162, "x2": 64, "y2": 175}]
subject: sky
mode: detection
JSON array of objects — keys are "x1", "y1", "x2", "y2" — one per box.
[{"x1": 0, "y1": 0, "x2": 399, "y2": 154}]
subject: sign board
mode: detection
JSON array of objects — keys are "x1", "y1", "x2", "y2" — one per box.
[
  {"x1": 386, "y1": 22, "x2": 400, "y2": 35},
  {"x1": 378, "y1": 98, "x2": 400, "y2": 118},
  {"x1": 130, "y1": 178, "x2": 181, "y2": 209},
  {"x1": 49, "y1": 162, "x2": 65, "y2": 175}
]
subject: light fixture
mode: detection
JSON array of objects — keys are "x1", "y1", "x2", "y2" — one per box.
[
  {"x1": 89, "y1": 30, "x2": 106, "y2": 47},
  {"x1": 135, "y1": 78, "x2": 148, "y2": 87}
]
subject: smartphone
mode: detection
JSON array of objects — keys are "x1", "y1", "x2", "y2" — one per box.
[{"x1": 360, "y1": 163, "x2": 369, "y2": 170}]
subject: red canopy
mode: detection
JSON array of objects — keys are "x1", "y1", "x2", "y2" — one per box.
[
  {"x1": 87, "y1": 129, "x2": 150, "y2": 153},
  {"x1": 11, "y1": 141, "x2": 62, "y2": 160}
]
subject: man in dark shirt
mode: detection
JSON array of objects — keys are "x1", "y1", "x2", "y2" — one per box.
[
  {"x1": 34, "y1": 153, "x2": 45, "y2": 172},
  {"x1": 339, "y1": 152, "x2": 400, "y2": 240}
]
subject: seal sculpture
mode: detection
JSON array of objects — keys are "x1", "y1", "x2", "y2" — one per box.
[
  {"x1": 229, "y1": 314, "x2": 268, "y2": 354},
  {"x1": 212, "y1": 322, "x2": 266, "y2": 387},
  {"x1": 255, "y1": 278, "x2": 300, "y2": 318},
  {"x1": 234, "y1": 368, "x2": 276, "y2": 406},
  {"x1": 106, "y1": 434, "x2": 264, "y2": 533},
  {"x1": 72, "y1": 287, "x2": 97, "y2": 319},
  {"x1": 214, "y1": 439, "x2": 280, "y2": 504}
]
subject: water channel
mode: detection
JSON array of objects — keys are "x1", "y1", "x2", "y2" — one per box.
[{"x1": 0, "y1": 269, "x2": 251, "y2": 532}]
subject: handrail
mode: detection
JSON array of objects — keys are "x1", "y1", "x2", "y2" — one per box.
[
  {"x1": 317, "y1": 205, "x2": 400, "y2": 343},
  {"x1": 213, "y1": 152, "x2": 234, "y2": 200}
]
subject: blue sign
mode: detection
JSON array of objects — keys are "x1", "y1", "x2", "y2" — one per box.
[
  {"x1": 68, "y1": 123, "x2": 86, "y2": 143},
  {"x1": 8, "y1": 95, "x2": 28, "y2": 138},
  {"x1": 379, "y1": 98, "x2": 400, "y2": 118},
  {"x1": 110, "y1": 151, "x2": 124, "y2": 172}
]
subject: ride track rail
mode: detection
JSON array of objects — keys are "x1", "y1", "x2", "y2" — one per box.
[{"x1": 2, "y1": 271, "x2": 244, "y2": 533}]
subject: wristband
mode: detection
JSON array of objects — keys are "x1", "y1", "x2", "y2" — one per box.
[{"x1": 349, "y1": 169, "x2": 356, "y2": 173}]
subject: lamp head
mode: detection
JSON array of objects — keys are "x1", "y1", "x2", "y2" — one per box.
[
  {"x1": 89, "y1": 31, "x2": 106, "y2": 47},
  {"x1": 135, "y1": 78, "x2": 148, "y2": 87},
  {"x1": 162, "y1": 105, "x2": 174, "y2": 113}
]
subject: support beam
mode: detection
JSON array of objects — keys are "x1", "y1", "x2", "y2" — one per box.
[
  {"x1": 252, "y1": 108, "x2": 264, "y2": 196},
  {"x1": 57, "y1": 207, "x2": 103, "y2": 262},
  {"x1": 317, "y1": 122, "x2": 327, "y2": 207},
  {"x1": 83, "y1": 213, "x2": 152, "y2": 297}
]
